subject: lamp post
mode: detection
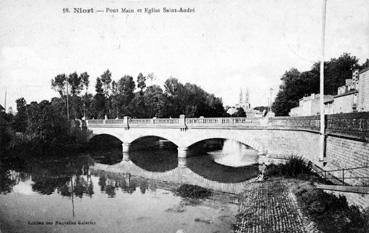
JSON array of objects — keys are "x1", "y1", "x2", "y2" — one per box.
[{"x1": 319, "y1": 0, "x2": 327, "y2": 162}]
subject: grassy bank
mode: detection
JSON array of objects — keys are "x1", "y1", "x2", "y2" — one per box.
[
  {"x1": 264, "y1": 156, "x2": 328, "y2": 183},
  {"x1": 265, "y1": 156, "x2": 369, "y2": 233},
  {"x1": 293, "y1": 182, "x2": 369, "y2": 233}
]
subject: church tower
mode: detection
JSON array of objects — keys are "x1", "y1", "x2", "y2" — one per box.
[
  {"x1": 239, "y1": 88, "x2": 243, "y2": 105},
  {"x1": 244, "y1": 88, "x2": 250, "y2": 110},
  {"x1": 238, "y1": 88, "x2": 251, "y2": 111}
]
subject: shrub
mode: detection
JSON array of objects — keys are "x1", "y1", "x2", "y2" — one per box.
[
  {"x1": 176, "y1": 184, "x2": 212, "y2": 199},
  {"x1": 264, "y1": 155, "x2": 313, "y2": 178},
  {"x1": 295, "y1": 187, "x2": 369, "y2": 233}
]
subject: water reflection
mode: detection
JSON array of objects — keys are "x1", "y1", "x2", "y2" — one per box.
[
  {"x1": 0, "y1": 156, "x2": 238, "y2": 233},
  {"x1": 90, "y1": 148, "x2": 122, "y2": 165},
  {"x1": 210, "y1": 140, "x2": 259, "y2": 167},
  {"x1": 0, "y1": 138, "x2": 260, "y2": 233},
  {"x1": 129, "y1": 137, "x2": 178, "y2": 172},
  {"x1": 124, "y1": 138, "x2": 259, "y2": 183}
]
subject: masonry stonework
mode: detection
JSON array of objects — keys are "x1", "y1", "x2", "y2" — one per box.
[{"x1": 87, "y1": 113, "x2": 369, "y2": 187}]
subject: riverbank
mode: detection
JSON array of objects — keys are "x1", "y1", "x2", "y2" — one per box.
[
  {"x1": 234, "y1": 178, "x2": 311, "y2": 233},
  {"x1": 234, "y1": 177, "x2": 369, "y2": 233}
]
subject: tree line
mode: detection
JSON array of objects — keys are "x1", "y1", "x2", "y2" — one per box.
[
  {"x1": 272, "y1": 53, "x2": 369, "y2": 116},
  {"x1": 0, "y1": 72, "x2": 228, "y2": 155},
  {"x1": 50, "y1": 70, "x2": 227, "y2": 119}
]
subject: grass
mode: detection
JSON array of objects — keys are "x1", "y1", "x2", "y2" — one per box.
[
  {"x1": 264, "y1": 156, "x2": 312, "y2": 177},
  {"x1": 293, "y1": 183, "x2": 369, "y2": 233},
  {"x1": 264, "y1": 155, "x2": 329, "y2": 183},
  {"x1": 176, "y1": 184, "x2": 212, "y2": 199},
  {"x1": 264, "y1": 156, "x2": 369, "y2": 232}
]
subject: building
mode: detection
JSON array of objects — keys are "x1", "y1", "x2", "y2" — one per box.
[
  {"x1": 358, "y1": 67, "x2": 369, "y2": 111},
  {"x1": 332, "y1": 90, "x2": 358, "y2": 113},
  {"x1": 331, "y1": 72, "x2": 360, "y2": 114},
  {"x1": 289, "y1": 94, "x2": 334, "y2": 116},
  {"x1": 289, "y1": 67, "x2": 369, "y2": 116},
  {"x1": 230, "y1": 89, "x2": 264, "y2": 118},
  {"x1": 226, "y1": 106, "x2": 238, "y2": 115},
  {"x1": 236, "y1": 88, "x2": 251, "y2": 112}
]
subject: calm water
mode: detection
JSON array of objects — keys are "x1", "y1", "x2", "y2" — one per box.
[{"x1": 0, "y1": 139, "x2": 259, "y2": 233}]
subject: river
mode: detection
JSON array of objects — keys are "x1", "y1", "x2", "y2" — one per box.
[{"x1": 0, "y1": 139, "x2": 260, "y2": 233}]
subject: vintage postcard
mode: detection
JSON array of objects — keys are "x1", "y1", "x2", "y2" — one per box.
[{"x1": 0, "y1": 0, "x2": 368, "y2": 232}]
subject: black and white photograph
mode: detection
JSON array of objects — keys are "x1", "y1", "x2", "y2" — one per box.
[{"x1": 0, "y1": 0, "x2": 369, "y2": 232}]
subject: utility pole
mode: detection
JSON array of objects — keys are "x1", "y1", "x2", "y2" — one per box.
[
  {"x1": 320, "y1": 0, "x2": 327, "y2": 162},
  {"x1": 66, "y1": 81, "x2": 70, "y2": 120},
  {"x1": 4, "y1": 89, "x2": 7, "y2": 112},
  {"x1": 269, "y1": 88, "x2": 273, "y2": 112}
]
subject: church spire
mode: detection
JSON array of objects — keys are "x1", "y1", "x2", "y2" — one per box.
[{"x1": 239, "y1": 88, "x2": 243, "y2": 105}]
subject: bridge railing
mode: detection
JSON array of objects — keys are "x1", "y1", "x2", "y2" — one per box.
[
  {"x1": 129, "y1": 119, "x2": 152, "y2": 125},
  {"x1": 186, "y1": 117, "x2": 262, "y2": 127},
  {"x1": 105, "y1": 119, "x2": 124, "y2": 124},
  {"x1": 129, "y1": 118, "x2": 179, "y2": 125},
  {"x1": 86, "y1": 119, "x2": 105, "y2": 125},
  {"x1": 269, "y1": 115, "x2": 320, "y2": 131},
  {"x1": 85, "y1": 112, "x2": 369, "y2": 141}
]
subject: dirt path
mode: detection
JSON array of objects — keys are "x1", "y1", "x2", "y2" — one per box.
[{"x1": 234, "y1": 179, "x2": 310, "y2": 233}]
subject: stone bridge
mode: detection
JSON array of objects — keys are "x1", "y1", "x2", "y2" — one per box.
[{"x1": 85, "y1": 113, "x2": 369, "y2": 180}]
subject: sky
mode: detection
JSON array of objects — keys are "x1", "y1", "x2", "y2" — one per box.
[{"x1": 0, "y1": 0, "x2": 368, "y2": 111}]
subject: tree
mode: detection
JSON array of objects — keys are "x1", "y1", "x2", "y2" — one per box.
[
  {"x1": 66, "y1": 72, "x2": 84, "y2": 119},
  {"x1": 232, "y1": 107, "x2": 246, "y2": 117},
  {"x1": 95, "y1": 78, "x2": 103, "y2": 94},
  {"x1": 51, "y1": 74, "x2": 67, "y2": 97},
  {"x1": 161, "y1": 78, "x2": 226, "y2": 117},
  {"x1": 80, "y1": 72, "x2": 90, "y2": 118},
  {"x1": 143, "y1": 85, "x2": 165, "y2": 117},
  {"x1": 137, "y1": 73, "x2": 146, "y2": 94},
  {"x1": 100, "y1": 70, "x2": 112, "y2": 97},
  {"x1": 117, "y1": 75, "x2": 135, "y2": 103},
  {"x1": 14, "y1": 98, "x2": 27, "y2": 132},
  {"x1": 0, "y1": 115, "x2": 14, "y2": 154},
  {"x1": 26, "y1": 100, "x2": 69, "y2": 144},
  {"x1": 271, "y1": 53, "x2": 361, "y2": 116},
  {"x1": 80, "y1": 72, "x2": 90, "y2": 94},
  {"x1": 322, "y1": 53, "x2": 359, "y2": 95},
  {"x1": 67, "y1": 72, "x2": 83, "y2": 96}
]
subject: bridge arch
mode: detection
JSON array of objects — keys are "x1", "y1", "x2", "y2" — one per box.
[
  {"x1": 181, "y1": 131, "x2": 266, "y2": 154},
  {"x1": 125, "y1": 133, "x2": 181, "y2": 147},
  {"x1": 88, "y1": 133, "x2": 122, "y2": 143},
  {"x1": 129, "y1": 135, "x2": 178, "y2": 149},
  {"x1": 87, "y1": 133, "x2": 123, "y2": 151}
]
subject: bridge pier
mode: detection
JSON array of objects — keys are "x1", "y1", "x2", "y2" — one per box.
[
  {"x1": 178, "y1": 157, "x2": 187, "y2": 168},
  {"x1": 122, "y1": 142, "x2": 131, "y2": 153},
  {"x1": 177, "y1": 146, "x2": 189, "y2": 158},
  {"x1": 122, "y1": 152, "x2": 130, "y2": 161}
]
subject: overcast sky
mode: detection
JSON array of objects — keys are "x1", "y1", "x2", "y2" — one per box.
[{"x1": 0, "y1": 0, "x2": 368, "y2": 111}]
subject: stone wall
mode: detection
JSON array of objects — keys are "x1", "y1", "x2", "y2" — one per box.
[
  {"x1": 269, "y1": 113, "x2": 369, "y2": 186},
  {"x1": 88, "y1": 112, "x2": 369, "y2": 186},
  {"x1": 325, "y1": 112, "x2": 369, "y2": 141},
  {"x1": 325, "y1": 136, "x2": 369, "y2": 186}
]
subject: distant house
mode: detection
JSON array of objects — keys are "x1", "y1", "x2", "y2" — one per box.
[
  {"x1": 226, "y1": 106, "x2": 238, "y2": 115},
  {"x1": 289, "y1": 94, "x2": 333, "y2": 116},
  {"x1": 331, "y1": 71, "x2": 360, "y2": 114},
  {"x1": 289, "y1": 67, "x2": 369, "y2": 116},
  {"x1": 332, "y1": 90, "x2": 358, "y2": 113},
  {"x1": 358, "y1": 67, "x2": 369, "y2": 112}
]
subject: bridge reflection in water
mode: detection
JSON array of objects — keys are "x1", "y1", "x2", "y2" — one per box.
[{"x1": 91, "y1": 138, "x2": 260, "y2": 194}]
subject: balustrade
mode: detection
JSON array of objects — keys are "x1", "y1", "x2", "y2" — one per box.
[{"x1": 85, "y1": 112, "x2": 369, "y2": 141}]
